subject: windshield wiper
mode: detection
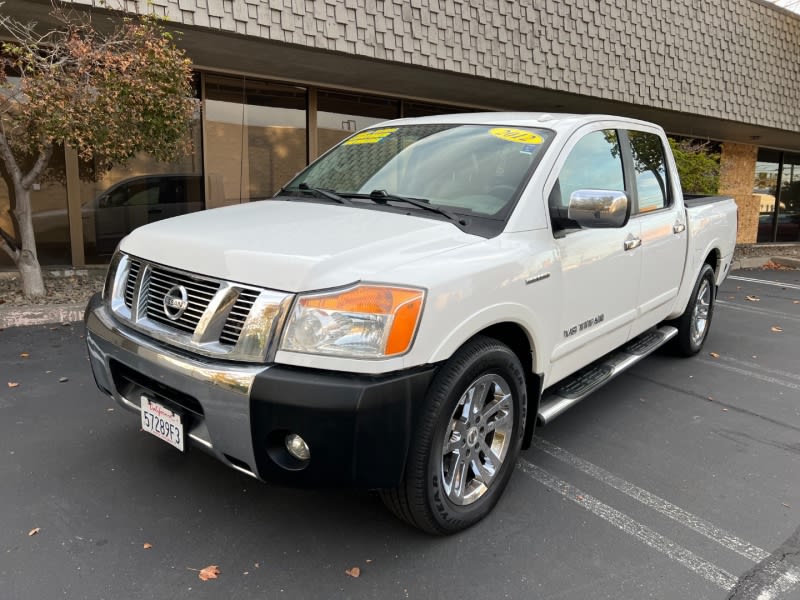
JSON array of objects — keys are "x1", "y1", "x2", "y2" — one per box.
[
  {"x1": 365, "y1": 189, "x2": 462, "y2": 223},
  {"x1": 286, "y1": 183, "x2": 353, "y2": 205}
]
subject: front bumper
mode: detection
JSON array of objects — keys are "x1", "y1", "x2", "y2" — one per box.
[{"x1": 85, "y1": 293, "x2": 436, "y2": 487}]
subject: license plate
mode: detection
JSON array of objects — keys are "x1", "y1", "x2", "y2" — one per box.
[{"x1": 140, "y1": 396, "x2": 184, "y2": 451}]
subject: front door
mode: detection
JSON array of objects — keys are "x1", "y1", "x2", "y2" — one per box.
[{"x1": 546, "y1": 128, "x2": 642, "y2": 387}]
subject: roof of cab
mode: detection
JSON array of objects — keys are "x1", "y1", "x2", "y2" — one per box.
[{"x1": 379, "y1": 112, "x2": 662, "y2": 132}]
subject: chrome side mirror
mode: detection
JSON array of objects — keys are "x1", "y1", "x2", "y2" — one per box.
[{"x1": 567, "y1": 189, "x2": 629, "y2": 228}]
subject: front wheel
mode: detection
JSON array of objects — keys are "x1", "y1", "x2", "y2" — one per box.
[
  {"x1": 671, "y1": 263, "x2": 716, "y2": 356},
  {"x1": 380, "y1": 336, "x2": 526, "y2": 534}
]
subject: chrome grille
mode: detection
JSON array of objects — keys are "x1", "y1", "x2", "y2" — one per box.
[
  {"x1": 145, "y1": 267, "x2": 220, "y2": 334},
  {"x1": 124, "y1": 260, "x2": 141, "y2": 309},
  {"x1": 110, "y1": 253, "x2": 293, "y2": 363},
  {"x1": 220, "y1": 289, "x2": 259, "y2": 346}
]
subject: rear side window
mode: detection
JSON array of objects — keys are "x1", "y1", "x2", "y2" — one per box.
[
  {"x1": 549, "y1": 129, "x2": 625, "y2": 229},
  {"x1": 628, "y1": 131, "x2": 669, "y2": 213}
]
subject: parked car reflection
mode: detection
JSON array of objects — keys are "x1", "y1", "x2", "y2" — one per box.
[
  {"x1": 758, "y1": 212, "x2": 800, "y2": 242},
  {"x1": 90, "y1": 174, "x2": 205, "y2": 254}
]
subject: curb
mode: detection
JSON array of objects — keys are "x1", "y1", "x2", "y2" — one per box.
[
  {"x1": 0, "y1": 303, "x2": 86, "y2": 329},
  {"x1": 730, "y1": 255, "x2": 800, "y2": 271}
]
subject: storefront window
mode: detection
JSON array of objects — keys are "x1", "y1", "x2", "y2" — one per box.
[
  {"x1": 777, "y1": 153, "x2": 800, "y2": 242},
  {"x1": 318, "y1": 90, "x2": 399, "y2": 154},
  {"x1": 0, "y1": 146, "x2": 70, "y2": 267},
  {"x1": 205, "y1": 75, "x2": 306, "y2": 207},
  {"x1": 80, "y1": 94, "x2": 203, "y2": 263},
  {"x1": 755, "y1": 149, "x2": 800, "y2": 243},
  {"x1": 754, "y1": 149, "x2": 781, "y2": 243},
  {"x1": 401, "y1": 100, "x2": 471, "y2": 118}
]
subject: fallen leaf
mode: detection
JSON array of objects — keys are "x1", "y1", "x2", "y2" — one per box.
[
  {"x1": 20, "y1": 352, "x2": 29, "y2": 358},
  {"x1": 28, "y1": 528, "x2": 40, "y2": 536},
  {"x1": 143, "y1": 543, "x2": 152, "y2": 549},
  {"x1": 198, "y1": 565, "x2": 220, "y2": 581},
  {"x1": 345, "y1": 567, "x2": 361, "y2": 578},
  {"x1": 365, "y1": 559, "x2": 373, "y2": 564},
  {"x1": 707, "y1": 396, "x2": 714, "y2": 401},
  {"x1": 745, "y1": 295, "x2": 760, "y2": 302},
  {"x1": 722, "y1": 408, "x2": 728, "y2": 412},
  {"x1": 58, "y1": 377, "x2": 69, "y2": 383},
  {"x1": 243, "y1": 571, "x2": 249, "y2": 576},
  {"x1": 783, "y1": 503, "x2": 791, "y2": 508},
  {"x1": 794, "y1": 300, "x2": 799, "y2": 305},
  {"x1": 7, "y1": 382, "x2": 19, "y2": 388},
  {"x1": 576, "y1": 495, "x2": 585, "y2": 501},
  {"x1": 727, "y1": 296, "x2": 735, "y2": 300},
  {"x1": 709, "y1": 352, "x2": 720, "y2": 358},
  {"x1": 771, "y1": 326, "x2": 783, "y2": 333}
]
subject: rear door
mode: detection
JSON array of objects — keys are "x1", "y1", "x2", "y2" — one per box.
[
  {"x1": 546, "y1": 127, "x2": 642, "y2": 386},
  {"x1": 624, "y1": 129, "x2": 687, "y2": 333}
]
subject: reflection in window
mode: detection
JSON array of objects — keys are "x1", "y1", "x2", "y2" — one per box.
[
  {"x1": 317, "y1": 90, "x2": 399, "y2": 155},
  {"x1": 629, "y1": 131, "x2": 668, "y2": 213},
  {"x1": 754, "y1": 149, "x2": 781, "y2": 243},
  {"x1": 80, "y1": 91, "x2": 203, "y2": 262},
  {"x1": 0, "y1": 146, "x2": 70, "y2": 267},
  {"x1": 289, "y1": 124, "x2": 549, "y2": 217},
  {"x1": 205, "y1": 75, "x2": 306, "y2": 206},
  {"x1": 777, "y1": 153, "x2": 800, "y2": 242},
  {"x1": 551, "y1": 129, "x2": 625, "y2": 211}
]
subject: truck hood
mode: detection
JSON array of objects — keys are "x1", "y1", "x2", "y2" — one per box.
[{"x1": 119, "y1": 200, "x2": 483, "y2": 292}]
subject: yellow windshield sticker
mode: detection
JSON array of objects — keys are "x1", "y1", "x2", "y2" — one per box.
[
  {"x1": 343, "y1": 128, "x2": 398, "y2": 145},
  {"x1": 489, "y1": 128, "x2": 543, "y2": 145}
]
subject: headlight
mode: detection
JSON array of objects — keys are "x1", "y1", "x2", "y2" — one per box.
[{"x1": 280, "y1": 284, "x2": 425, "y2": 358}]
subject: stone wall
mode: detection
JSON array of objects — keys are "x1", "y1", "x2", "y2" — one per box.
[
  {"x1": 719, "y1": 142, "x2": 759, "y2": 244},
  {"x1": 63, "y1": 0, "x2": 800, "y2": 134}
]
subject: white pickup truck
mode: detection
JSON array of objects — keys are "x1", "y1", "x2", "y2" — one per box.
[{"x1": 85, "y1": 113, "x2": 737, "y2": 534}]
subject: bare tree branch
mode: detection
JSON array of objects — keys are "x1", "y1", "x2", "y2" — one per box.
[{"x1": 0, "y1": 226, "x2": 20, "y2": 262}]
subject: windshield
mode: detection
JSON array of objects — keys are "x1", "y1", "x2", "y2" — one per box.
[{"x1": 282, "y1": 124, "x2": 552, "y2": 217}]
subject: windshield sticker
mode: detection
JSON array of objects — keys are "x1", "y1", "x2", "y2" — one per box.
[
  {"x1": 520, "y1": 144, "x2": 536, "y2": 155},
  {"x1": 489, "y1": 128, "x2": 544, "y2": 145},
  {"x1": 343, "y1": 128, "x2": 398, "y2": 145}
]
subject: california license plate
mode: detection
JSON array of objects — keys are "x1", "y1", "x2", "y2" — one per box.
[{"x1": 140, "y1": 396, "x2": 184, "y2": 451}]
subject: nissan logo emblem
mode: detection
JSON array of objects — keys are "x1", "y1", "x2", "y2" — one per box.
[{"x1": 163, "y1": 284, "x2": 189, "y2": 320}]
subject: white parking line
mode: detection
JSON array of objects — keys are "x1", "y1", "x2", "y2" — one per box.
[
  {"x1": 718, "y1": 356, "x2": 800, "y2": 383},
  {"x1": 516, "y1": 459, "x2": 738, "y2": 591},
  {"x1": 716, "y1": 300, "x2": 800, "y2": 323},
  {"x1": 698, "y1": 359, "x2": 800, "y2": 391},
  {"x1": 727, "y1": 276, "x2": 800, "y2": 291},
  {"x1": 532, "y1": 438, "x2": 769, "y2": 562}
]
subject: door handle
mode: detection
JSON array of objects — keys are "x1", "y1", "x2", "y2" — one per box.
[
  {"x1": 673, "y1": 223, "x2": 686, "y2": 234},
  {"x1": 624, "y1": 237, "x2": 642, "y2": 251}
]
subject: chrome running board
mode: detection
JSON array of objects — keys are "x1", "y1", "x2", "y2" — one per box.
[{"x1": 537, "y1": 326, "x2": 678, "y2": 425}]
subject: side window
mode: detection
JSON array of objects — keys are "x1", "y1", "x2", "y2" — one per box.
[
  {"x1": 549, "y1": 130, "x2": 625, "y2": 228},
  {"x1": 628, "y1": 131, "x2": 669, "y2": 213}
]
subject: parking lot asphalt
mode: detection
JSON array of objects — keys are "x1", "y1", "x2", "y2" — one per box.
[{"x1": 1, "y1": 268, "x2": 798, "y2": 600}]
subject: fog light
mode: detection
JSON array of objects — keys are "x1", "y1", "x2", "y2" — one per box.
[{"x1": 285, "y1": 434, "x2": 310, "y2": 461}]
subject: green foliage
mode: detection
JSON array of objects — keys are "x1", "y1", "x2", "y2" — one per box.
[
  {"x1": 668, "y1": 138, "x2": 720, "y2": 195},
  {"x1": 0, "y1": 8, "x2": 196, "y2": 180}
]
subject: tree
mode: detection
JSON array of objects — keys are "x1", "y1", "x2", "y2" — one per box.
[
  {"x1": 0, "y1": 3, "x2": 195, "y2": 298},
  {"x1": 668, "y1": 138, "x2": 720, "y2": 196}
]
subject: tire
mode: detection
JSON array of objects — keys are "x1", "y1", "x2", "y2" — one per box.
[
  {"x1": 380, "y1": 335, "x2": 527, "y2": 535},
  {"x1": 671, "y1": 263, "x2": 716, "y2": 356}
]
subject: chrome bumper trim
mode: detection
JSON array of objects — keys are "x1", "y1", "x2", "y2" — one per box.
[{"x1": 86, "y1": 304, "x2": 268, "y2": 478}]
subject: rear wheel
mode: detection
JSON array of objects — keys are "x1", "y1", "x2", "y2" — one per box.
[
  {"x1": 672, "y1": 263, "x2": 716, "y2": 356},
  {"x1": 380, "y1": 336, "x2": 526, "y2": 534}
]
